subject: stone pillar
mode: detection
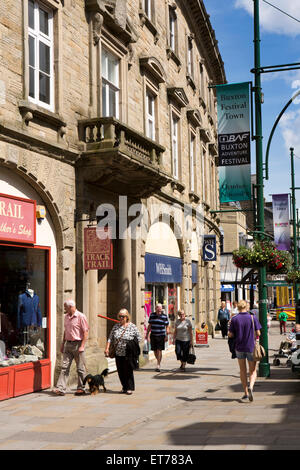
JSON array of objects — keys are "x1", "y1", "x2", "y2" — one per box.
[
  {"x1": 88, "y1": 268, "x2": 98, "y2": 345},
  {"x1": 117, "y1": 234, "x2": 132, "y2": 312}
]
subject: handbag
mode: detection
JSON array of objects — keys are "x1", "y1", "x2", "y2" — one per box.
[
  {"x1": 108, "y1": 325, "x2": 127, "y2": 358},
  {"x1": 251, "y1": 315, "x2": 265, "y2": 361},
  {"x1": 215, "y1": 323, "x2": 221, "y2": 331},
  {"x1": 253, "y1": 341, "x2": 265, "y2": 361},
  {"x1": 187, "y1": 344, "x2": 196, "y2": 364}
]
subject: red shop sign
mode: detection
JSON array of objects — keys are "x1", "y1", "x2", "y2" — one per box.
[
  {"x1": 196, "y1": 330, "x2": 208, "y2": 345},
  {"x1": 84, "y1": 227, "x2": 113, "y2": 270},
  {"x1": 0, "y1": 193, "x2": 36, "y2": 244}
]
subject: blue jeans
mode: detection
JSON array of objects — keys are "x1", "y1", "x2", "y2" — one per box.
[
  {"x1": 235, "y1": 350, "x2": 254, "y2": 361},
  {"x1": 175, "y1": 340, "x2": 190, "y2": 362}
]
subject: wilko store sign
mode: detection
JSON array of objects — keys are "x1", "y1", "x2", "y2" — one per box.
[
  {"x1": 0, "y1": 193, "x2": 36, "y2": 244},
  {"x1": 84, "y1": 227, "x2": 113, "y2": 270}
]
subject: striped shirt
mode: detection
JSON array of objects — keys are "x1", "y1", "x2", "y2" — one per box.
[{"x1": 149, "y1": 312, "x2": 169, "y2": 336}]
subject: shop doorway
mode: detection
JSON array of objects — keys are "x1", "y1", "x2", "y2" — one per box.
[{"x1": 0, "y1": 244, "x2": 50, "y2": 399}]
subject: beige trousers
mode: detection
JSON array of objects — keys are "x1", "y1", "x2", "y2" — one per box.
[{"x1": 56, "y1": 340, "x2": 86, "y2": 392}]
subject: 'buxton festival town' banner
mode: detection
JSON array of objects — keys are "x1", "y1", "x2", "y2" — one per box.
[
  {"x1": 216, "y1": 82, "x2": 251, "y2": 202},
  {"x1": 272, "y1": 193, "x2": 291, "y2": 251}
]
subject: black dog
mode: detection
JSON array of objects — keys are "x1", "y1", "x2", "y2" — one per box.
[{"x1": 83, "y1": 369, "x2": 109, "y2": 395}]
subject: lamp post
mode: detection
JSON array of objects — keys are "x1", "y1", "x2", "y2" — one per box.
[
  {"x1": 290, "y1": 147, "x2": 300, "y2": 321},
  {"x1": 253, "y1": 0, "x2": 270, "y2": 377}
]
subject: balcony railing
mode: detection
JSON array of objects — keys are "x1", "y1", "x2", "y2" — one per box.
[{"x1": 78, "y1": 117, "x2": 165, "y2": 167}]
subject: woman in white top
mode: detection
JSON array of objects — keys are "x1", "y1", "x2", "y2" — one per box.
[
  {"x1": 173, "y1": 310, "x2": 193, "y2": 371},
  {"x1": 105, "y1": 309, "x2": 141, "y2": 395}
]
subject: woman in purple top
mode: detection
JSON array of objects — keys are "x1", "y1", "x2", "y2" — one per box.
[{"x1": 228, "y1": 300, "x2": 262, "y2": 402}]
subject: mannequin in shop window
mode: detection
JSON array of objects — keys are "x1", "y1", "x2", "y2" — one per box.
[{"x1": 17, "y1": 283, "x2": 42, "y2": 344}]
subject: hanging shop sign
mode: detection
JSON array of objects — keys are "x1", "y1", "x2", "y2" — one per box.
[
  {"x1": 272, "y1": 194, "x2": 291, "y2": 251},
  {"x1": 84, "y1": 227, "x2": 113, "y2": 270},
  {"x1": 0, "y1": 193, "x2": 36, "y2": 244},
  {"x1": 203, "y1": 235, "x2": 217, "y2": 261},
  {"x1": 216, "y1": 82, "x2": 251, "y2": 202},
  {"x1": 145, "y1": 253, "x2": 182, "y2": 283}
]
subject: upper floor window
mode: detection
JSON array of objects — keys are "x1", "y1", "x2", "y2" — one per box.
[
  {"x1": 190, "y1": 133, "x2": 196, "y2": 192},
  {"x1": 169, "y1": 7, "x2": 177, "y2": 52},
  {"x1": 171, "y1": 114, "x2": 179, "y2": 179},
  {"x1": 144, "y1": 0, "x2": 152, "y2": 21},
  {"x1": 102, "y1": 48, "x2": 120, "y2": 118},
  {"x1": 187, "y1": 36, "x2": 194, "y2": 78},
  {"x1": 146, "y1": 89, "x2": 156, "y2": 140},
  {"x1": 28, "y1": 0, "x2": 53, "y2": 110}
]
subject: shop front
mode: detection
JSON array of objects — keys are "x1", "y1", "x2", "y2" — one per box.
[
  {"x1": 144, "y1": 252, "x2": 182, "y2": 346},
  {"x1": 0, "y1": 168, "x2": 57, "y2": 401}
]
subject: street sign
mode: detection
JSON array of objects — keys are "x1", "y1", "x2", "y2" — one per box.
[{"x1": 264, "y1": 280, "x2": 289, "y2": 287}]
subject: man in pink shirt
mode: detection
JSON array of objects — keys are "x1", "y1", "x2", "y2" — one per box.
[{"x1": 53, "y1": 300, "x2": 89, "y2": 396}]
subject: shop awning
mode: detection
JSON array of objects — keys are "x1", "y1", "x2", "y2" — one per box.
[{"x1": 145, "y1": 253, "x2": 182, "y2": 283}]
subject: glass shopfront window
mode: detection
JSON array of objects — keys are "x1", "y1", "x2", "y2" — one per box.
[
  {"x1": 145, "y1": 282, "x2": 179, "y2": 347},
  {"x1": 0, "y1": 245, "x2": 48, "y2": 368}
]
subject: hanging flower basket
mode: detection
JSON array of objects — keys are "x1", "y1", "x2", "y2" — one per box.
[
  {"x1": 286, "y1": 269, "x2": 300, "y2": 284},
  {"x1": 232, "y1": 241, "x2": 292, "y2": 274}
]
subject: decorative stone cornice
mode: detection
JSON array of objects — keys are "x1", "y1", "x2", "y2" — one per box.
[
  {"x1": 208, "y1": 142, "x2": 218, "y2": 156},
  {"x1": 140, "y1": 57, "x2": 166, "y2": 84},
  {"x1": 167, "y1": 87, "x2": 189, "y2": 108},
  {"x1": 199, "y1": 127, "x2": 211, "y2": 143},
  {"x1": 85, "y1": 0, "x2": 138, "y2": 45},
  {"x1": 181, "y1": 0, "x2": 226, "y2": 85},
  {"x1": 18, "y1": 100, "x2": 67, "y2": 137},
  {"x1": 187, "y1": 109, "x2": 202, "y2": 128}
]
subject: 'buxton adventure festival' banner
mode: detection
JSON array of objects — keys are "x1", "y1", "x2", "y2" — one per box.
[
  {"x1": 216, "y1": 82, "x2": 251, "y2": 202},
  {"x1": 272, "y1": 193, "x2": 291, "y2": 251}
]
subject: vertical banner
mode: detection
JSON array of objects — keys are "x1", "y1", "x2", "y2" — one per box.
[
  {"x1": 202, "y1": 235, "x2": 217, "y2": 261},
  {"x1": 216, "y1": 82, "x2": 251, "y2": 202},
  {"x1": 272, "y1": 194, "x2": 290, "y2": 250}
]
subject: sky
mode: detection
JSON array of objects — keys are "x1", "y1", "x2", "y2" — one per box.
[{"x1": 204, "y1": 0, "x2": 300, "y2": 208}]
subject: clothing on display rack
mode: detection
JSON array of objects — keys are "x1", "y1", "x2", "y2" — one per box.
[{"x1": 17, "y1": 290, "x2": 42, "y2": 329}]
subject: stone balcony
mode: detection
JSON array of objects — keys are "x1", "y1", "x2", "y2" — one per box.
[{"x1": 77, "y1": 117, "x2": 172, "y2": 198}]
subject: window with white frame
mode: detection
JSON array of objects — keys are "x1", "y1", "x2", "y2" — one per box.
[
  {"x1": 144, "y1": 0, "x2": 152, "y2": 20},
  {"x1": 187, "y1": 37, "x2": 193, "y2": 77},
  {"x1": 202, "y1": 146, "x2": 206, "y2": 201},
  {"x1": 190, "y1": 133, "x2": 195, "y2": 192},
  {"x1": 169, "y1": 8, "x2": 177, "y2": 52},
  {"x1": 146, "y1": 89, "x2": 156, "y2": 140},
  {"x1": 28, "y1": 0, "x2": 54, "y2": 110},
  {"x1": 172, "y1": 114, "x2": 179, "y2": 179},
  {"x1": 101, "y1": 48, "x2": 120, "y2": 118},
  {"x1": 199, "y1": 62, "x2": 205, "y2": 100}
]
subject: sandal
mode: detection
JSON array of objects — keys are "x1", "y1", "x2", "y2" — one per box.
[
  {"x1": 75, "y1": 389, "x2": 86, "y2": 396},
  {"x1": 53, "y1": 389, "x2": 65, "y2": 396},
  {"x1": 126, "y1": 390, "x2": 133, "y2": 395}
]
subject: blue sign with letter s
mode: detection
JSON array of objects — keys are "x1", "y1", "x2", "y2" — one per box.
[{"x1": 203, "y1": 235, "x2": 217, "y2": 261}]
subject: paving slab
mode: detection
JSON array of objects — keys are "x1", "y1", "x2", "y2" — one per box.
[{"x1": 0, "y1": 322, "x2": 299, "y2": 451}]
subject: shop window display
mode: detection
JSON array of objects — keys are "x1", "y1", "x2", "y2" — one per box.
[{"x1": 0, "y1": 246, "x2": 48, "y2": 367}]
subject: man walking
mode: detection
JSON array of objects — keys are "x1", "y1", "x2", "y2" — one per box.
[
  {"x1": 146, "y1": 303, "x2": 169, "y2": 372},
  {"x1": 218, "y1": 301, "x2": 230, "y2": 339},
  {"x1": 53, "y1": 299, "x2": 89, "y2": 396},
  {"x1": 278, "y1": 307, "x2": 288, "y2": 335}
]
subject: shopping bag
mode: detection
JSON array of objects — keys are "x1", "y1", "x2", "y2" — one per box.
[{"x1": 187, "y1": 344, "x2": 196, "y2": 364}]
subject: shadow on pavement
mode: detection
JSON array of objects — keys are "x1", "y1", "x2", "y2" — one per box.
[{"x1": 166, "y1": 420, "x2": 299, "y2": 448}]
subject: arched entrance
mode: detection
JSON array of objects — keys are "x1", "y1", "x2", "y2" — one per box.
[
  {"x1": 0, "y1": 166, "x2": 59, "y2": 399},
  {"x1": 144, "y1": 221, "x2": 182, "y2": 348}
]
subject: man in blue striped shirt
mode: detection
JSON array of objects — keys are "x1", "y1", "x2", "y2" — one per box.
[{"x1": 146, "y1": 303, "x2": 169, "y2": 372}]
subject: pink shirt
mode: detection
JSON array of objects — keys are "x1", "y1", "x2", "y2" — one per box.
[{"x1": 64, "y1": 310, "x2": 89, "y2": 341}]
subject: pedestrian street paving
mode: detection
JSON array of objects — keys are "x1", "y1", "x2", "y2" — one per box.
[{"x1": 0, "y1": 321, "x2": 299, "y2": 451}]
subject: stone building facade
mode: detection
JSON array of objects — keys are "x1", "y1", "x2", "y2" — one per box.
[{"x1": 0, "y1": 0, "x2": 225, "y2": 397}]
